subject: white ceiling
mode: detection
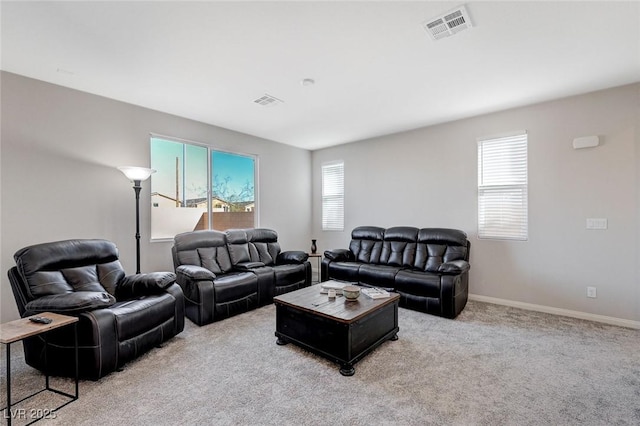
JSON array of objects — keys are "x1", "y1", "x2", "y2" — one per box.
[{"x1": 2, "y1": 1, "x2": 639, "y2": 150}]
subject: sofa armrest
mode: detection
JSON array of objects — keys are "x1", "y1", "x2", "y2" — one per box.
[
  {"x1": 324, "y1": 249, "x2": 354, "y2": 262},
  {"x1": 175, "y1": 265, "x2": 216, "y2": 283},
  {"x1": 438, "y1": 260, "x2": 470, "y2": 275},
  {"x1": 276, "y1": 251, "x2": 308, "y2": 265},
  {"x1": 117, "y1": 271, "x2": 176, "y2": 299},
  {"x1": 24, "y1": 292, "x2": 116, "y2": 315},
  {"x1": 235, "y1": 261, "x2": 266, "y2": 271}
]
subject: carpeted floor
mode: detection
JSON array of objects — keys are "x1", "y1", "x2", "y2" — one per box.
[{"x1": 1, "y1": 300, "x2": 639, "y2": 425}]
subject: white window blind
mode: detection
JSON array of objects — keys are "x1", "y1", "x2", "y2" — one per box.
[
  {"x1": 322, "y1": 161, "x2": 344, "y2": 231},
  {"x1": 478, "y1": 133, "x2": 528, "y2": 240}
]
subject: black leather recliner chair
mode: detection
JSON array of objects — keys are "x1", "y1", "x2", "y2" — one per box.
[{"x1": 8, "y1": 239, "x2": 185, "y2": 380}]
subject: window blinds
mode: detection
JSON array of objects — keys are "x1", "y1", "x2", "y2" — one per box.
[
  {"x1": 322, "y1": 162, "x2": 344, "y2": 231},
  {"x1": 477, "y1": 133, "x2": 528, "y2": 240}
]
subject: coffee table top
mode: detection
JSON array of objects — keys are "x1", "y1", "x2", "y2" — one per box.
[
  {"x1": 0, "y1": 312, "x2": 79, "y2": 344},
  {"x1": 274, "y1": 284, "x2": 399, "y2": 324}
]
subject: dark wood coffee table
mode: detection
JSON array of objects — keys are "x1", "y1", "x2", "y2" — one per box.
[{"x1": 274, "y1": 284, "x2": 399, "y2": 376}]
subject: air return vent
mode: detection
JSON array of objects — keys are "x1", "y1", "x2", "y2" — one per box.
[
  {"x1": 253, "y1": 94, "x2": 284, "y2": 106},
  {"x1": 423, "y1": 5, "x2": 473, "y2": 40}
]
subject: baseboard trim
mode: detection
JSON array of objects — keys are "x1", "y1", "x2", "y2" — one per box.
[{"x1": 468, "y1": 294, "x2": 640, "y2": 329}]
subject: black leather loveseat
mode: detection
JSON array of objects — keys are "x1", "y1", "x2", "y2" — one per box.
[
  {"x1": 172, "y1": 228, "x2": 311, "y2": 325},
  {"x1": 8, "y1": 239, "x2": 185, "y2": 380},
  {"x1": 322, "y1": 226, "x2": 470, "y2": 318}
]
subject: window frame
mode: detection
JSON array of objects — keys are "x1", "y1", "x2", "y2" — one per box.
[
  {"x1": 149, "y1": 133, "x2": 259, "y2": 242},
  {"x1": 321, "y1": 160, "x2": 345, "y2": 232},
  {"x1": 477, "y1": 131, "x2": 528, "y2": 241}
]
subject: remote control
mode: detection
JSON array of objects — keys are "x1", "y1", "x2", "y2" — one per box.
[{"x1": 29, "y1": 316, "x2": 53, "y2": 324}]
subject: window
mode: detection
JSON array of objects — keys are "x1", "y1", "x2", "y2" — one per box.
[
  {"x1": 150, "y1": 136, "x2": 256, "y2": 240},
  {"x1": 322, "y1": 161, "x2": 344, "y2": 231},
  {"x1": 477, "y1": 132, "x2": 528, "y2": 240}
]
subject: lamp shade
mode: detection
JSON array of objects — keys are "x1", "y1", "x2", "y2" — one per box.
[{"x1": 118, "y1": 166, "x2": 156, "y2": 182}]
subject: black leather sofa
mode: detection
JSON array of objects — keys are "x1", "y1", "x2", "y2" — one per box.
[
  {"x1": 322, "y1": 226, "x2": 470, "y2": 319},
  {"x1": 8, "y1": 239, "x2": 185, "y2": 380},
  {"x1": 172, "y1": 228, "x2": 311, "y2": 325}
]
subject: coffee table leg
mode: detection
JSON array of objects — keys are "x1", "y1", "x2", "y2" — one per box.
[{"x1": 339, "y1": 363, "x2": 355, "y2": 376}]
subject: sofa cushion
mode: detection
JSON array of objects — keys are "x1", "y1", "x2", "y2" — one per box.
[
  {"x1": 213, "y1": 272, "x2": 258, "y2": 304},
  {"x1": 359, "y1": 264, "x2": 401, "y2": 288},
  {"x1": 380, "y1": 226, "x2": 418, "y2": 267},
  {"x1": 247, "y1": 228, "x2": 281, "y2": 266},
  {"x1": 227, "y1": 228, "x2": 282, "y2": 267},
  {"x1": 349, "y1": 226, "x2": 385, "y2": 264},
  {"x1": 415, "y1": 228, "x2": 469, "y2": 272},
  {"x1": 225, "y1": 229, "x2": 252, "y2": 264},
  {"x1": 327, "y1": 261, "x2": 361, "y2": 282},
  {"x1": 13, "y1": 239, "x2": 124, "y2": 298},
  {"x1": 394, "y1": 270, "x2": 442, "y2": 298},
  {"x1": 198, "y1": 247, "x2": 233, "y2": 274},
  {"x1": 111, "y1": 292, "x2": 178, "y2": 342},
  {"x1": 62, "y1": 264, "x2": 113, "y2": 291},
  {"x1": 273, "y1": 264, "x2": 307, "y2": 288},
  {"x1": 173, "y1": 230, "x2": 233, "y2": 274},
  {"x1": 24, "y1": 291, "x2": 116, "y2": 315},
  {"x1": 15, "y1": 239, "x2": 119, "y2": 286}
]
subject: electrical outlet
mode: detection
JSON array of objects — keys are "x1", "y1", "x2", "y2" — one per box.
[{"x1": 587, "y1": 286, "x2": 597, "y2": 298}]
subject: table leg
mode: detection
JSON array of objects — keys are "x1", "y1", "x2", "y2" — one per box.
[
  {"x1": 74, "y1": 323, "x2": 78, "y2": 398},
  {"x1": 339, "y1": 362, "x2": 355, "y2": 377},
  {"x1": 6, "y1": 342, "x2": 11, "y2": 426},
  {"x1": 44, "y1": 334, "x2": 49, "y2": 391}
]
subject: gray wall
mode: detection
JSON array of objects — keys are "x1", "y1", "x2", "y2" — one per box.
[
  {"x1": 3, "y1": 71, "x2": 638, "y2": 326},
  {"x1": 313, "y1": 83, "x2": 640, "y2": 324},
  {"x1": 1, "y1": 72, "x2": 312, "y2": 322}
]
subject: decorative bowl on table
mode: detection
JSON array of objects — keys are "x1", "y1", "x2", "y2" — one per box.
[{"x1": 342, "y1": 285, "x2": 360, "y2": 301}]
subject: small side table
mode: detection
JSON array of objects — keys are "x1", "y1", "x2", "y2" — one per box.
[
  {"x1": 0, "y1": 312, "x2": 79, "y2": 425},
  {"x1": 307, "y1": 253, "x2": 322, "y2": 283}
]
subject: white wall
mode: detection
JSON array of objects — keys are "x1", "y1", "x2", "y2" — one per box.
[
  {"x1": 0, "y1": 72, "x2": 312, "y2": 322},
  {"x1": 312, "y1": 83, "x2": 640, "y2": 324}
]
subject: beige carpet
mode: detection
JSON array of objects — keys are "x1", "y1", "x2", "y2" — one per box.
[{"x1": 1, "y1": 300, "x2": 639, "y2": 425}]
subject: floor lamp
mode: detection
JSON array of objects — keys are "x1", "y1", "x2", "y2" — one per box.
[{"x1": 118, "y1": 166, "x2": 156, "y2": 274}]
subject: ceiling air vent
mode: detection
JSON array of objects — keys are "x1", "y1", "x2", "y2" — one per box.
[
  {"x1": 423, "y1": 5, "x2": 473, "y2": 41},
  {"x1": 253, "y1": 94, "x2": 284, "y2": 107}
]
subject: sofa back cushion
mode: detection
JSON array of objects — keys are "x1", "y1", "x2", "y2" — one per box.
[
  {"x1": 414, "y1": 228, "x2": 469, "y2": 272},
  {"x1": 349, "y1": 226, "x2": 385, "y2": 264},
  {"x1": 246, "y1": 228, "x2": 281, "y2": 266},
  {"x1": 172, "y1": 230, "x2": 233, "y2": 274},
  {"x1": 225, "y1": 229, "x2": 252, "y2": 265},
  {"x1": 380, "y1": 227, "x2": 418, "y2": 267},
  {"x1": 13, "y1": 239, "x2": 123, "y2": 299},
  {"x1": 225, "y1": 228, "x2": 281, "y2": 266}
]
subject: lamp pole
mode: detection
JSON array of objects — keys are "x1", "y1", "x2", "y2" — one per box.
[
  {"x1": 133, "y1": 179, "x2": 142, "y2": 274},
  {"x1": 118, "y1": 166, "x2": 156, "y2": 275}
]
